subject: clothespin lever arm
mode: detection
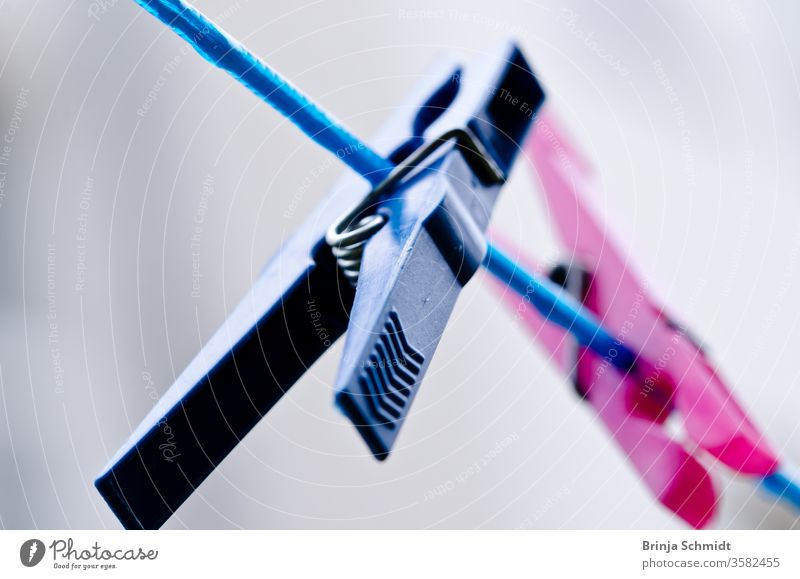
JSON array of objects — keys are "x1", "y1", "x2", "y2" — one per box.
[{"x1": 331, "y1": 48, "x2": 544, "y2": 458}]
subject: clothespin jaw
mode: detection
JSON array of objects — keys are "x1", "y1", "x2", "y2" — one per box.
[
  {"x1": 95, "y1": 43, "x2": 542, "y2": 529},
  {"x1": 332, "y1": 44, "x2": 543, "y2": 458}
]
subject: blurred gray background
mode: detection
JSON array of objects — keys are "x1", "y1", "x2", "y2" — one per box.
[{"x1": 1, "y1": 0, "x2": 800, "y2": 529}]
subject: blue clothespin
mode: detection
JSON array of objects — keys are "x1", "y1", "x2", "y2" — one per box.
[{"x1": 95, "y1": 1, "x2": 544, "y2": 529}]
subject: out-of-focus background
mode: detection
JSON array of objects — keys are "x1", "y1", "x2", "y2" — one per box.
[{"x1": 1, "y1": 0, "x2": 800, "y2": 530}]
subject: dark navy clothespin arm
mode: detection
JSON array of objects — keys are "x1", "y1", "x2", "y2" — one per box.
[{"x1": 93, "y1": 174, "x2": 358, "y2": 529}]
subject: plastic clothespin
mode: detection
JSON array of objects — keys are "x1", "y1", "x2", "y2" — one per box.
[
  {"x1": 488, "y1": 109, "x2": 796, "y2": 528},
  {"x1": 95, "y1": 2, "x2": 544, "y2": 528}
]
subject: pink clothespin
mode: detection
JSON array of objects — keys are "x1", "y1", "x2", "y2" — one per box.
[{"x1": 488, "y1": 109, "x2": 792, "y2": 528}]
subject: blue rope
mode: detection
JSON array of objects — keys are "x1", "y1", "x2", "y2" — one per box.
[
  {"x1": 482, "y1": 244, "x2": 636, "y2": 369},
  {"x1": 762, "y1": 470, "x2": 800, "y2": 511},
  {"x1": 133, "y1": 0, "x2": 800, "y2": 518},
  {"x1": 134, "y1": 0, "x2": 392, "y2": 185}
]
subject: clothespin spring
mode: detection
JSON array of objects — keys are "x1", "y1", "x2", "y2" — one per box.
[{"x1": 325, "y1": 127, "x2": 505, "y2": 285}]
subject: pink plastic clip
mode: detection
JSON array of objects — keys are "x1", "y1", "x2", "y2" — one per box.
[{"x1": 488, "y1": 108, "x2": 780, "y2": 528}]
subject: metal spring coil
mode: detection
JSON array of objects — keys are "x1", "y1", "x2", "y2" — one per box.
[
  {"x1": 327, "y1": 213, "x2": 388, "y2": 285},
  {"x1": 326, "y1": 128, "x2": 505, "y2": 286}
]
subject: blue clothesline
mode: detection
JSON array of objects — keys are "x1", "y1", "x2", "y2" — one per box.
[{"x1": 132, "y1": 0, "x2": 800, "y2": 517}]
